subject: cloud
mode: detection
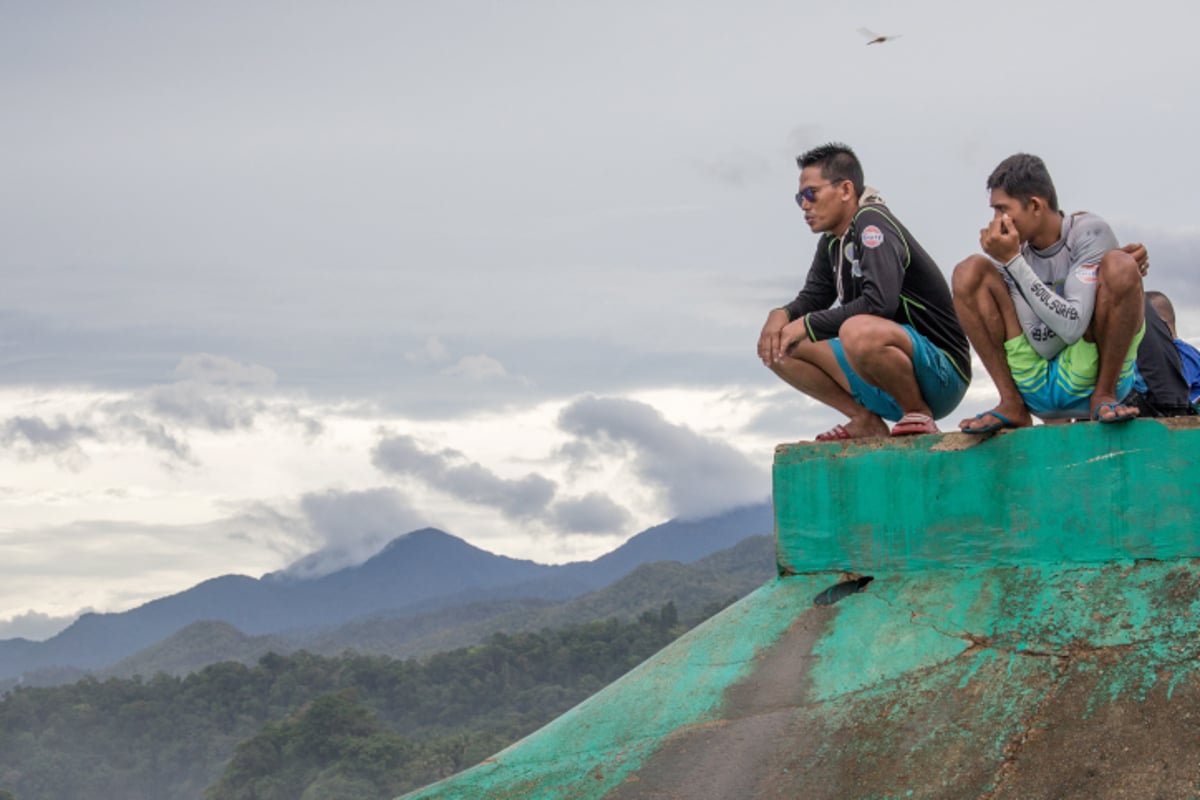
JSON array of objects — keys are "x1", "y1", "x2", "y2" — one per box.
[
  {"x1": 740, "y1": 388, "x2": 843, "y2": 442},
  {"x1": 371, "y1": 433, "x2": 631, "y2": 536},
  {"x1": 0, "y1": 416, "x2": 96, "y2": 451},
  {"x1": 441, "y1": 354, "x2": 509, "y2": 381},
  {"x1": 558, "y1": 396, "x2": 768, "y2": 520},
  {"x1": 0, "y1": 608, "x2": 90, "y2": 642},
  {"x1": 405, "y1": 336, "x2": 450, "y2": 364},
  {"x1": 0, "y1": 354, "x2": 291, "y2": 468},
  {"x1": 105, "y1": 354, "x2": 324, "y2": 458},
  {"x1": 0, "y1": 416, "x2": 98, "y2": 468},
  {"x1": 282, "y1": 487, "x2": 428, "y2": 579},
  {"x1": 549, "y1": 492, "x2": 633, "y2": 534},
  {"x1": 0, "y1": 514, "x2": 316, "y2": 619},
  {"x1": 127, "y1": 354, "x2": 280, "y2": 431},
  {"x1": 113, "y1": 413, "x2": 197, "y2": 464},
  {"x1": 173, "y1": 353, "x2": 278, "y2": 389},
  {"x1": 372, "y1": 434, "x2": 556, "y2": 520},
  {"x1": 141, "y1": 384, "x2": 264, "y2": 430}
]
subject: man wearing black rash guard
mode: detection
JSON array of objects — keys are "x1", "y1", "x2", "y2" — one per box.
[{"x1": 757, "y1": 142, "x2": 971, "y2": 440}]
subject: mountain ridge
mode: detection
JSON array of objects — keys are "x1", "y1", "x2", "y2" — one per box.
[{"x1": 0, "y1": 501, "x2": 773, "y2": 682}]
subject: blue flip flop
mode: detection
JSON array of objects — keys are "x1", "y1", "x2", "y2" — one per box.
[
  {"x1": 961, "y1": 410, "x2": 1017, "y2": 435},
  {"x1": 1092, "y1": 402, "x2": 1137, "y2": 424}
]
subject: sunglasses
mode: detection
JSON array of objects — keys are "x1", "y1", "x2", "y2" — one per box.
[{"x1": 795, "y1": 180, "x2": 845, "y2": 206}]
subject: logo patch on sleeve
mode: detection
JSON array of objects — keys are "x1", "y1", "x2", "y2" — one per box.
[
  {"x1": 1076, "y1": 263, "x2": 1099, "y2": 284},
  {"x1": 862, "y1": 225, "x2": 885, "y2": 249}
]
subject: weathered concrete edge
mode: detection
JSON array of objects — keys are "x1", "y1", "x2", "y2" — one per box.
[{"x1": 774, "y1": 418, "x2": 1200, "y2": 575}]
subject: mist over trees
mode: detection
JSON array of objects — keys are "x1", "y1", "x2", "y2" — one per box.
[{"x1": 0, "y1": 600, "x2": 724, "y2": 799}]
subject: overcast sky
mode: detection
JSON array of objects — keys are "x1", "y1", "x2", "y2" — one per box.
[{"x1": 3, "y1": 1, "x2": 1198, "y2": 640}]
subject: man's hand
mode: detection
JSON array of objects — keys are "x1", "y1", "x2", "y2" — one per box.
[
  {"x1": 1121, "y1": 242, "x2": 1149, "y2": 277},
  {"x1": 757, "y1": 309, "x2": 790, "y2": 366},
  {"x1": 980, "y1": 214, "x2": 1021, "y2": 264},
  {"x1": 777, "y1": 318, "x2": 809, "y2": 360}
]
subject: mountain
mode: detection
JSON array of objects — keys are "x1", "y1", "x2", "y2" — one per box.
[
  {"x1": 304, "y1": 532, "x2": 778, "y2": 662},
  {"x1": 89, "y1": 534, "x2": 775, "y2": 684},
  {"x1": 105, "y1": 621, "x2": 292, "y2": 680},
  {"x1": 0, "y1": 501, "x2": 773, "y2": 682}
]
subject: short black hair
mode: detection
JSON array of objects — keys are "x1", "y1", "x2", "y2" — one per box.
[
  {"x1": 797, "y1": 142, "x2": 864, "y2": 197},
  {"x1": 987, "y1": 153, "x2": 1059, "y2": 212},
  {"x1": 1146, "y1": 290, "x2": 1176, "y2": 328}
]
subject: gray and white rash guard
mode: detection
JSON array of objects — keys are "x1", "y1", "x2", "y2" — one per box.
[{"x1": 999, "y1": 211, "x2": 1118, "y2": 360}]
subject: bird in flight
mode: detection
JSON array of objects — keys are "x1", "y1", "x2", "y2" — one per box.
[{"x1": 858, "y1": 27, "x2": 901, "y2": 45}]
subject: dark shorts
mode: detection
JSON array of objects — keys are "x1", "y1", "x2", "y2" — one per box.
[{"x1": 829, "y1": 325, "x2": 968, "y2": 422}]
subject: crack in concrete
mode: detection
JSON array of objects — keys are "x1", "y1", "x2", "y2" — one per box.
[
  {"x1": 861, "y1": 589, "x2": 1193, "y2": 663},
  {"x1": 978, "y1": 645, "x2": 1076, "y2": 800}
]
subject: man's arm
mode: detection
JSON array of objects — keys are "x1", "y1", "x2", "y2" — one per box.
[
  {"x1": 780, "y1": 242, "x2": 837, "y2": 323},
  {"x1": 758, "y1": 244, "x2": 835, "y2": 364},
  {"x1": 1002, "y1": 214, "x2": 1117, "y2": 345}
]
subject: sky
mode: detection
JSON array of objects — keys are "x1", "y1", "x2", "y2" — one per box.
[{"x1": 3, "y1": 0, "x2": 1199, "y2": 640}]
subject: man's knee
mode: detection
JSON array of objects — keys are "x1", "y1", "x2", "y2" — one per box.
[
  {"x1": 839, "y1": 315, "x2": 903, "y2": 360},
  {"x1": 952, "y1": 254, "x2": 999, "y2": 297},
  {"x1": 1098, "y1": 250, "x2": 1143, "y2": 297}
]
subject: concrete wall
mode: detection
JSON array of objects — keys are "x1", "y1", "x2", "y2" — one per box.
[
  {"x1": 400, "y1": 419, "x2": 1200, "y2": 799},
  {"x1": 774, "y1": 418, "x2": 1200, "y2": 574}
]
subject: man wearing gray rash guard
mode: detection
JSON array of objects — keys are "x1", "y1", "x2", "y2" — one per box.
[{"x1": 953, "y1": 153, "x2": 1147, "y2": 432}]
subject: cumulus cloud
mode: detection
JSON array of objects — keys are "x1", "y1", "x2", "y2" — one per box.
[
  {"x1": 558, "y1": 396, "x2": 768, "y2": 520},
  {"x1": 128, "y1": 354, "x2": 279, "y2": 431},
  {"x1": 372, "y1": 433, "x2": 631, "y2": 535},
  {"x1": 373, "y1": 434, "x2": 555, "y2": 519},
  {"x1": 0, "y1": 353, "x2": 326, "y2": 470},
  {"x1": 0, "y1": 416, "x2": 98, "y2": 468},
  {"x1": 141, "y1": 384, "x2": 263, "y2": 430},
  {"x1": 282, "y1": 487, "x2": 428, "y2": 579},
  {"x1": 548, "y1": 492, "x2": 633, "y2": 534}
]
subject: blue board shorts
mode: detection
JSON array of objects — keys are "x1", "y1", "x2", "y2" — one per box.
[
  {"x1": 1005, "y1": 323, "x2": 1145, "y2": 418},
  {"x1": 829, "y1": 325, "x2": 968, "y2": 422}
]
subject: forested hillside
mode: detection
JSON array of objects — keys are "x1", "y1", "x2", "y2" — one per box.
[{"x1": 0, "y1": 600, "x2": 733, "y2": 799}]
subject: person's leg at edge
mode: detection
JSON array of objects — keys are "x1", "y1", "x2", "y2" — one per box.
[
  {"x1": 1088, "y1": 249, "x2": 1145, "y2": 421},
  {"x1": 769, "y1": 337, "x2": 890, "y2": 438},
  {"x1": 952, "y1": 255, "x2": 1034, "y2": 431},
  {"x1": 837, "y1": 315, "x2": 930, "y2": 417}
]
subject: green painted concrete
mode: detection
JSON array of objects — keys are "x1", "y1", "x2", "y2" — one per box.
[
  {"x1": 400, "y1": 575, "x2": 836, "y2": 800},
  {"x1": 774, "y1": 418, "x2": 1200, "y2": 574},
  {"x1": 398, "y1": 420, "x2": 1200, "y2": 799}
]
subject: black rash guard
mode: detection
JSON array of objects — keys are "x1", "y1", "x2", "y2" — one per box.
[{"x1": 781, "y1": 203, "x2": 971, "y2": 383}]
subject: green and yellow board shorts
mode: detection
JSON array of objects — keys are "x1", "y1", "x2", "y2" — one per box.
[{"x1": 1005, "y1": 323, "x2": 1145, "y2": 418}]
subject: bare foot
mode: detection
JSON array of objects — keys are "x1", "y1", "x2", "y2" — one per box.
[
  {"x1": 1090, "y1": 396, "x2": 1139, "y2": 423},
  {"x1": 814, "y1": 414, "x2": 890, "y2": 441},
  {"x1": 959, "y1": 402, "x2": 1032, "y2": 433},
  {"x1": 842, "y1": 413, "x2": 890, "y2": 439}
]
